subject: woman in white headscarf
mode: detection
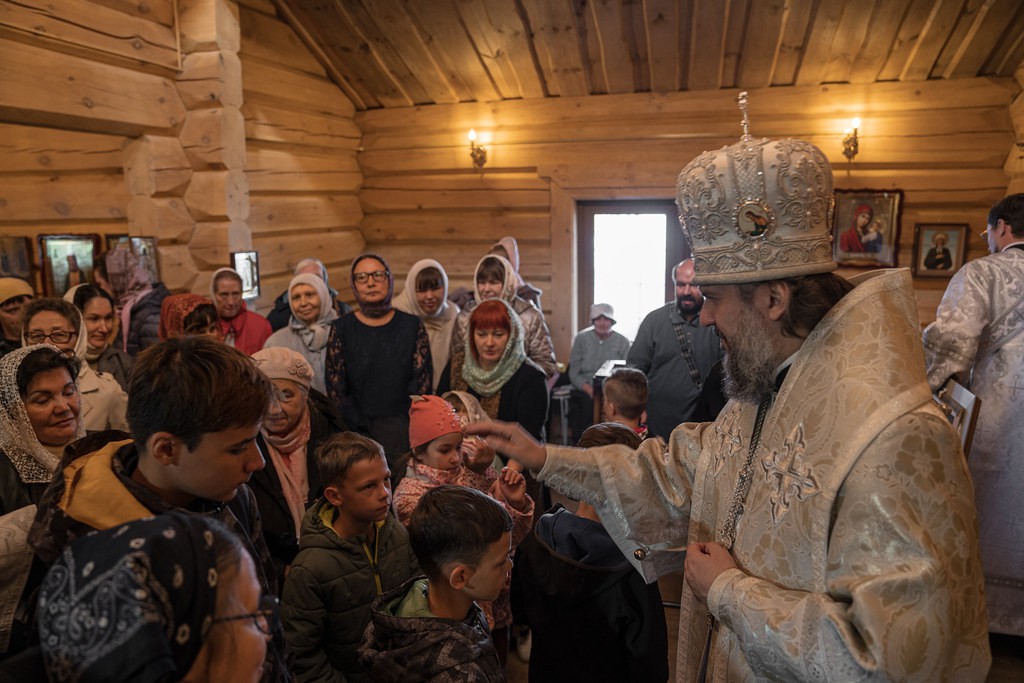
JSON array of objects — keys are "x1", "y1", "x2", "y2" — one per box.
[
  {"x1": 263, "y1": 273, "x2": 338, "y2": 395},
  {"x1": 393, "y1": 259, "x2": 460, "y2": 391}
]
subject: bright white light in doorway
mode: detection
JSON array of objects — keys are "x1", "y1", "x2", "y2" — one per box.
[{"x1": 592, "y1": 213, "x2": 668, "y2": 342}]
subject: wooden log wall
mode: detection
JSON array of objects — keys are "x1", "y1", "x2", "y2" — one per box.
[
  {"x1": 0, "y1": 0, "x2": 364, "y2": 309},
  {"x1": 238, "y1": 0, "x2": 364, "y2": 312},
  {"x1": 0, "y1": 0, "x2": 182, "y2": 293},
  {"x1": 1007, "y1": 66, "x2": 1024, "y2": 196},
  {"x1": 357, "y1": 78, "x2": 1020, "y2": 359}
]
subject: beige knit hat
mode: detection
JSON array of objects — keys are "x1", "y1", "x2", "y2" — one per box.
[
  {"x1": 252, "y1": 347, "x2": 314, "y2": 389},
  {"x1": 675, "y1": 93, "x2": 837, "y2": 285}
]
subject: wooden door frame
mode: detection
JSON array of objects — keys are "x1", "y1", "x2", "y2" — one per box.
[{"x1": 575, "y1": 199, "x2": 689, "y2": 332}]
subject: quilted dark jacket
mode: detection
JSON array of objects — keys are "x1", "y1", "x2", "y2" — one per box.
[
  {"x1": 281, "y1": 502, "x2": 418, "y2": 683},
  {"x1": 126, "y1": 283, "x2": 169, "y2": 357}
]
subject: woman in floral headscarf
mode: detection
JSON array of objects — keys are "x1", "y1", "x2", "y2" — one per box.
[
  {"x1": 0, "y1": 346, "x2": 84, "y2": 516},
  {"x1": 21, "y1": 298, "x2": 128, "y2": 433},
  {"x1": 438, "y1": 299, "x2": 548, "y2": 441},
  {"x1": 104, "y1": 249, "x2": 169, "y2": 356},
  {"x1": 158, "y1": 293, "x2": 219, "y2": 341},
  {"x1": 325, "y1": 253, "x2": 431, "y2": 464},
  {"x1": 1, "y1": 345, "x2": 84, "y2": 653},
  {"x1": 262, "y1": 273, "x2": 338, "y2": 395}
]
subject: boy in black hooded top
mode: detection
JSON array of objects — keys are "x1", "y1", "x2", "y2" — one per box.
[{"x1": 511, "y1": 422, "x2": 669, "y2": 683}]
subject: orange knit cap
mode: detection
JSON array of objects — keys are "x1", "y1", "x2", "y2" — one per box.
[{"x1": 408, "y1": 395, "x2": 462, "y2": 450}]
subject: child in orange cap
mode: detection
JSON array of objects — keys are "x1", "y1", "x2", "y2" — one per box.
[{"x1": 394, "y1": 395, "x2": 534, "y2": 664}]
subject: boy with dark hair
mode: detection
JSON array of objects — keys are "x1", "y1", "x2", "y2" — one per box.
[
  {"x1": 281, "y1": 432, "x2": 419, "y2": 682},
  {"x1": 26, "y1": 336, "x2": 291, "y2": 682},
  {"x1": 512, "y1": 423, "x2": 669, "y2": 682},
  {"x1": 359, "y1": 485, "x2": 512, "y2": 682}
]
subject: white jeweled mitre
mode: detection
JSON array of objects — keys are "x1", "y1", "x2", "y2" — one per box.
[{"x1": 676, "y1": 92, "x2": 837, "y2": 285}]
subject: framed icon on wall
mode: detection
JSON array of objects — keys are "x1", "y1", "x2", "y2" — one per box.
[
  {"x1": 231, "y1": 250, "x2": 260, "y2": 300},
  {"x1": 912, "y1": 223, "x2": 968, "y2": 277},
  {"x1": 0, "y1": 236, "x2": 32, "y2": 280},
  {"x1": 833, "y1": 189, "x2": 903, "y2": 268},
  {"x1": 38, "y1": 234, "x2": 101, "y2": 296}
]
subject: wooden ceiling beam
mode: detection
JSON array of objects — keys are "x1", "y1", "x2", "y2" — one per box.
[
  {"x1": 520, "y1": 0, "x2": 590, "y2": 97},
  {"x1": 688, "y1": 0, "x2": 726, "y2": 90},
  {"x1": 794, "y1": 0, "x2": 843, "y2": 86},
  {"x1": 737, "y1": 0, "x2": 789, "y2": 89},
  {"x1": 457, "y1": 0, "x2": 544, "y2": 99},
  {"x1": 820, "y1": 0, "x2": 877, "y2": 84},
  {"x1": 898, "y1": 0, "x2": 964, "y2": 81},
  {"x1": 338, "y1": 0, "x2": 436, "y2": 106},
  {"x1": 932, "y1": 0, "x2": 1009, "y2": 79},
  {"x1": 403, "y1": 1, "x2": 501, "y2": 103},
  {"x1": 644, "y1": 0, "x2": 682, "y2": 92},
  {"x1": 271, "y1": 0, "x2": 370, "y2": 110},
  {"x1": 848, "y1": 0, "x2": 912, "y2": 83},
  {"x1": 771, "y1": 0, "x2": 815, "y2": 86},
  {"x1": 720, "y1": 0, "x2": 751, "y2": 88}
]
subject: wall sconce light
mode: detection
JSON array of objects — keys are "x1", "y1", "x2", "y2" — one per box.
[
  {"x1": 468, "y1": 129, "x2": 487, "y2": 168},
  {"x1": 842, "y1": 118, "x2": 860, "y2": 163}
]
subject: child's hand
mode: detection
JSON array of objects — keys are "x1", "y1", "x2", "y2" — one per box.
[
  {"x1": 497, "y1": 467, "x2": 528, "y2": 511},
  {"x1": 462, "y1": 436, "x2": 495, "y2": 473}
]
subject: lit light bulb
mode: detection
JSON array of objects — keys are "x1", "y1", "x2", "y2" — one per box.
[
  {"x1": 468, "y1": 129, "x2": 477, "y2": 142},
  {"x1": 851, "y1": 117, "x2": 861, "y2": 130}
]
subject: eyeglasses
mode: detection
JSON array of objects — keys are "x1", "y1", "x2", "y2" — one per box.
[
  {"x1": 213, "y1": 595, "x2": 279, "y2": 635},
  {"x1": 26, "y1": 330, "x2": 77, "y2": 344},
  {"x1": 979, "y1": 227, "x2": 989, "y2": 239},
  {"x1": 353, "y1": 270, "x2": 389, "y2": 284}
]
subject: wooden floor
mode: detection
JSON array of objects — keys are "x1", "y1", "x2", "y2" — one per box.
[{"x1": 506, "y1": 570, "x2": 1024, "y2": 681}]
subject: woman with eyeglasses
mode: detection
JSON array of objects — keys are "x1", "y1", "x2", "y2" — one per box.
[
  {"x1": 21, "y1": 298, "x2": 128, "y2": 432},
  {"x1": 34, "y1": 512, "x2": 274, "y2": 683},
  {"x1": 64, "y1": 284, "x2": 133, "y2": 392},
  {"x1": 249, "y1": 348, "x2": 346, "y2": 585},
  {"x1": 325, "y1": 253, "x2": 432, "y2": 465}
]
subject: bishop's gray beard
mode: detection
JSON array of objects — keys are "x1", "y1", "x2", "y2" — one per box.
[{"x1": 721, "y1": 304, "x2": 777, "y2": 405}]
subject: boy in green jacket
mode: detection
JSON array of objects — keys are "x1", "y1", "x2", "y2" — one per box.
[{"x1": 281, "y1": 432, "x2": 419, "y2": 682}]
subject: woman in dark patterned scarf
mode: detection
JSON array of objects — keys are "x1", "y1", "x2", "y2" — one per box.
[{"x1": 37, "y1": 512, "x2": 276, "y2": 683}]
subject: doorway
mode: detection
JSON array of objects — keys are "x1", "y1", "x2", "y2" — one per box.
[{"x1": 576, "y1": 200, "x2": 690, "y2": 341}]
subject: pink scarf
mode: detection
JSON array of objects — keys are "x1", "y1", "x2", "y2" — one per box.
[{"x1": 262, "y1": 410, "x2": 312, "y2": 537}]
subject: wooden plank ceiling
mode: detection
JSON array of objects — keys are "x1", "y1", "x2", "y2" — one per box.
[{"x1": 272, "y1": 0, "x2": 1024, "y2": 111}]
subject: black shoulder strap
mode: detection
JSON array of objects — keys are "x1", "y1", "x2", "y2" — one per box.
[{"x1": 670, "y1": 318, "x2": 704, "y2": 390}]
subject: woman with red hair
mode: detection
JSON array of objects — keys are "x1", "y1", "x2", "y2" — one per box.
[{"x1": 438, "y1": 298, "x2": 548, "y2": 440}]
